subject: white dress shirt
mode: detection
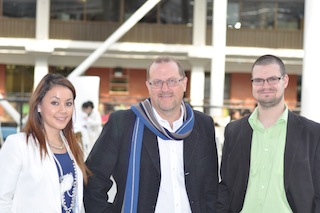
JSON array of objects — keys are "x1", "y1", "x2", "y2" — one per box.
[{"x1": 153, "y1": 107, "x2": 192, "y2": 213}]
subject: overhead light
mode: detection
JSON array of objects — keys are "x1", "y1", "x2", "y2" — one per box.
[
  {"x1": 114, "y1": 67, "x2": 123, "y2": 77},
  {"x1": 234, "y1": 22, "x2": 241, "y2": 29}
]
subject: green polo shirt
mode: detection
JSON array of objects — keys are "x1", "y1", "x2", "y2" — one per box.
[{"x1": 241, "y1": 106, "x2": 292, "y2": 213}]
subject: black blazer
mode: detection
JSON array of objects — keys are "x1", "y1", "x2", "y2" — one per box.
[
  {"x1": 84, "y1": 108, "x2": 219, "y2": 213},
  {"x1": 217, "y1": 111, "x2": 320, "y2": 213}
]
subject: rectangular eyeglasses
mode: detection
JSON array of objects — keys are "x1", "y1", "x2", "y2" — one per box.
[
  {"x1": 251, "y1": 75, "x2": 284, "y2": 86},
  {"x1": 148, "y1": 77, "x2": 185, "y2": 89}
]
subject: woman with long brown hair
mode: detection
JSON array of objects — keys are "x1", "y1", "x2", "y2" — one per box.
[{"x1": 0, "y1": 73, "x2": 88, "y2": 213}]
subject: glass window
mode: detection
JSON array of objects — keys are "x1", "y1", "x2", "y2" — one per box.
[
  {"x1": 227, "y1": 2, "x2": 240, "y2": 28},
  {"x1": 49, "y1": 66, "x2": 74, "y2": 76},
  {"x1": 48, "y1": 0, "x2": 193, "y2": 24},
  {"x1": 50, "y1": 0, "x2": 117, "y2": 21},
  {"x1": 5, "y1": 65, "x2": 34, "y2": 98},
  {"x1": 241, "y1": 1, "x2": 275, "y2": 29},
  {"x1": 86, "y1": 0, "x2": 119, "y2": 21},
  {"x1": 3, "y1": 0, "x2": 36, "y2": 18},
  {"x1": 277, "y1": 2, "x2": 304, "y2": 29},
  {"x1": 140, "y1": 6, "x2": 158, "y2": 23},
  {"x1": 227, "y1": 0, "x2": 304, "y2": 30},
  {"x1": 4, "y1": 65, "x2": 34, "y2": 125},
  {"x1": 4, "y1": 65, "x2": 33, "y2": 125},
  {"x1": 160, "y1": 0, "x2": 193, "y2": 24},
  {"x1": 99, "y1": 0, "x2": 120, "y2": 22},
  {"x1": 124, "y1": 0, "x2": 144, "y2": 20},
  {"x1": 207, "y1": 0, "x2": 213, "y2": 25},
  {"x1": 109, "y1": 68, "x2": 129, "y2": 94},
  {"x1": 50, "y1": 0, "x2": 88, "y2": 20}
]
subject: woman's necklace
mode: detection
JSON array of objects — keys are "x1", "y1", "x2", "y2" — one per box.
[{"x1": 49, "y1": 142, "x2": 65, "y2": 150}]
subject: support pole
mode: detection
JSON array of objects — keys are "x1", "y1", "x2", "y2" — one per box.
[{"x1": 300, "y1": 0, "x2": 320, "y2": 123}]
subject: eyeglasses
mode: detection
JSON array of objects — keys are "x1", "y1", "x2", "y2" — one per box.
[
  {"x1": 251, "y1": 75, "x2": 284, "y2": 86},
  {"x1": 148, "y1": 77, "x2": 185, "y2": 89}
]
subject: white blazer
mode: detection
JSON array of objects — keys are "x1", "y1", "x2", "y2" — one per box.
[{"x1": 0, "y1": 132, "x2": 83, "y2": 213}]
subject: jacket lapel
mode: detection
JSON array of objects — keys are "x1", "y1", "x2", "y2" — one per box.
[
  {"x1": 44, "y1": 145, "x2": 62, "y2": 206},
  {"x1": 284, "y1": 112, "x2": 303, "y2": 188},
  {"x1": 183, "y1": 128, "x2": 198, "y2": 172},
  {"x1": 242, "y1": 120, "x2": 253, "y2": 174},
  {"x1": 143, "y1": 128, "x2": 161, "y2": 174}
]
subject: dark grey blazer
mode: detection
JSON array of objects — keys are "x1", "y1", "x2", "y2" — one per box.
[
  {"x1": 84, "y1": 108, "x2": 219, "y2": 213},
  {"x1": 217, "y1": 111, "x2": 320, "y2": 213}
]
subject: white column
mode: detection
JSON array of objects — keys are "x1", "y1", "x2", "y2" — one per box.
[
  {"x1": 34, "y1": 55, "x2": 49, "y2": 88},
  {"x1": 190, "y1": 65, "x2": 205, "y2": 112},
  {"x1": 36, "y1": 0, "x2": 50, "y2": 39},
  {"x1": 33, "y1": 0, "x2": 50, "y2": 89},
  {"x1": 192, "y1": 0, "x2": 206, "y2": 46},
  {"x1": 189, "y1": 0, "x2": 206, "y2": 112},
  {"x1": 210, "y1": 0, "x2": 227, "y2": 117},
  {"x1": 300, "y1": 0, "x2": 320, "y2": 123}
]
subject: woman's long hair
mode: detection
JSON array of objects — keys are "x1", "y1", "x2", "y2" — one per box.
[{"x1": 23, "y1": 73, "x2": 89, "y2": 183}]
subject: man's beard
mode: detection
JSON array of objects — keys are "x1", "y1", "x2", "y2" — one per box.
[{"x1": 258, "y1": 94, "x2": 283, "y2": 109}]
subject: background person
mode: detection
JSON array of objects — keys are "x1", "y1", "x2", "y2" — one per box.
[
  {"x1": 81, "y1": 100, "x2": 102, "y2": 154},
  {"x1": 217, "y1": 55, "x2": 320, "y2": 213},
  {"x1": 84, "y1": 56, "x2": 219, "y2": 213},
  {"x1": 0, "y1": 73, "x2": 88, "y2": 213}
]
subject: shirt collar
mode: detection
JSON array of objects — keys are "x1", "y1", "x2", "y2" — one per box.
[
  {"x1": 152, "y1": 105, "x2": 184, "y2": 132},
  {"x1": 249, "y1": 104, "x2": 288, "y2": 130}
]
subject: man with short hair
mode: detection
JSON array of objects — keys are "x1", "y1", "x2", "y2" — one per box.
[
  {"x1": 84, "y1": 56, "x2": 219, "y2": 213},
  {"x1": 218, "y1": 54, "x2": 320, "y2": 213}
]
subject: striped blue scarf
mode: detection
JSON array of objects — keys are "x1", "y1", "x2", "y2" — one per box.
[{"x1": 122, "y1": 99, "x2": 194, "y2": 213}]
